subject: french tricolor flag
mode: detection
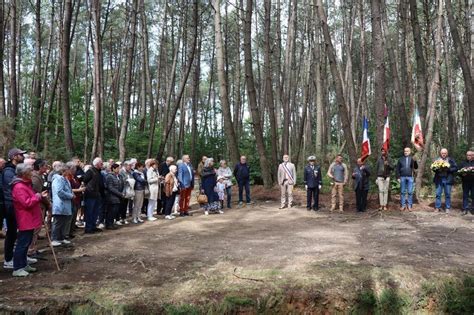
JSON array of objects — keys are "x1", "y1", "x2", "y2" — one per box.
[
  {"x1": 411, "y1": 108, "x2": 424, "y2": 151},
  {"x1": 361, "y1": 116, "x2": 371, "y2": 161},
  {"x1": 382, "y1": 105, "x2": 390, "y2": 152}
]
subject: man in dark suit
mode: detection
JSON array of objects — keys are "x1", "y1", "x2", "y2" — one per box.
[
  {"x1": 352, "y1": 158, "x2": 371, "y2": 212},
  {"x1": 303, "y1": 156, "x2": 322, "y2": 211}
]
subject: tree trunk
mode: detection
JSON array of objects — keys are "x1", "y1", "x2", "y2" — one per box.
[
  {"x1": 31, "y1": 0, "x2": 42, "y2": 147},
  {"x1": 244, "y1": 0, "x2": 272, "y2": 188},
  {"x1": 445, "y1": 0, "x2": 474, "y2": 148},
  {"x1": 91, "y1": 0, "x2": 104, "y2": 159},
  {"x1": 213, "y1": 0, "x2": 240, "y2": 165},
  {"x1": 371, "y1": 0, "x2": 386, "y2": 152},
  {"x1": 59, "y1": 0, "x2": 75, "y2": 156},
  {"x1": 409, "y1": 0, "x2": 429, "y2": 125},
  {"x1": 118, "y1": 0, "x2": 139, "y2": 162},
  {"x1": 316, "y1": 0, "x2": 358, "y2": 167},
  {"x1": 9, "y1": 0, "x2": 19, "y2": 125},
  {"x1": 0, "y1": 0, "x2": 5, "y2": 117},
  {"x1": 415, "y1": 0, "x2": 444, "y2": 198}
]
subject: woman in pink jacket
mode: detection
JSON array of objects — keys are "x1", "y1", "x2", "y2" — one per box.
[{"x1": 11, "y1": 163, "x2": 48, "y2": 277}]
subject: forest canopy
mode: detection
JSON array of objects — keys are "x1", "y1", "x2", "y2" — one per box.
[{"x1": 0, "y1": 0, "x2": 472, "y2": 189}]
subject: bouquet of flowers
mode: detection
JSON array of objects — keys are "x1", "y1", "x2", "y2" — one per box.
[
  {"x1": 430, "y1": 160, "x2": 451, "y2": 172},
  {"x1": 458, "y1": 166, "x2": 474, "y2": 176}
]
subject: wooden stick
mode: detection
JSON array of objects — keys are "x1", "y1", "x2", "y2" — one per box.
[{"x1": 42, "y1": 218, "x2": 60, "y2": 271}]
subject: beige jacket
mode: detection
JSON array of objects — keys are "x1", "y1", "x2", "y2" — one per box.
[{"x1": 278, "y1": 162, "x2": 296, "y2": 185}]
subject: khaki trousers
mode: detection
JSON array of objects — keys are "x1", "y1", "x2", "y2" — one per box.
[
  {"x1": 331, "y1": 183, "x2": 345, "y2": 211},
  {"x1": 280, "y1": 183, "x2": 294, "y2": 207},
  {"x1": 377, "y1": 177, "x2": 390, "y2": 206}
]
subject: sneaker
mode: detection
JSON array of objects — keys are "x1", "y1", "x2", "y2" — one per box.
[
  {"x1": 238, "y1": 202, "x2": 243, "y2": 206},
  {"x1": 24, "y1": 265, "x2": 37, "y2": 273},
  {"x1": 165, "y1": 215, "x2": 174, "y2": 220},
  {"x1": 218, "y1": 210, "x2": 224, "y2": 214},
  {"x1": 204, "y1": 211, "x2": 209, "y2": 216},
  {"x1": 98, "y1": 223, "x2": 105, "y2": 229},
  {"x1": 3, "y1": 260, "x2": 14, "y2": 269},
  {"x1": 137, "y1": 218, "x2": 144, "y2": 223},
  {"x1": 147, "y1": 217, "x2": 157, "y2": 222},
  {"x1": 51, "y1": 240, "x2": 62, "y2": 247},
  {"x1": 12, "y1": 269, "x2": 29, "y2": 277},
  {"x1": 123, "y1": 220, "x2": 130, "y2": 225},
  {"x1": 462, "y1": 210, "x2": 468, "y2": 215},
  {"x1": 132, "y1": 219, "x2": 139, "y2": 224},
  {"x1": 247, "y1": 201, "x2": 254, "y2": 205},
  {"x1": 445, "y1": 209, "x2": 450, "y2": 214},
  {"x1": 62, "y1": 239, "x2": 72, "y2": 245},
  {"x1": 279, "y1": 205, "x2": 286, "y2": 209},
  {"x1": 27, "y1": 257, "x2": 38, "y2": 265},
  {"x1": 115, "y1": 220, "x2": 123, "y2": 226}
]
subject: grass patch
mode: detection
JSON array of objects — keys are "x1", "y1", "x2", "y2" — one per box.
[
  {"x1": 164, "y1": 303, "x2": 202, "y2": 315},
  {"x1": 439, "y1": 276, "x2": 474, "y2": 315}
]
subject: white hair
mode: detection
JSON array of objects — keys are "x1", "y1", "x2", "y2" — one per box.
[
  {"x1": 169, "y1": 165, "x2": 177, "y2": 172},
  {"x1": 16, "y1": 163, "x2": 33, "y2": 177},
  {"x1": 204, "y1": 158, "x2": 214, "y2": 167},
  {"x1": 92, "y1": 157, "x2": 103, "y2": 167}
]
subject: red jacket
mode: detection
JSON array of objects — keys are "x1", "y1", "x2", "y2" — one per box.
[{"x1": 12, "y1": 178, "x2": 43, "y2": 231}]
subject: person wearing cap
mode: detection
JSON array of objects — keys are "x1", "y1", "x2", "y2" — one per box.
[
  {"x1": 1, "y1": 148, "x2": 26, "y2": 270},
  {"x1": 327, "y1": 154, "x2": 348, "y2": 212},
  {"x1": 304, "y1": 156, "x2": 322, "y2": 211},
  {"x1": 278, "y1": 155, "x2": 296, "y2": 209}
]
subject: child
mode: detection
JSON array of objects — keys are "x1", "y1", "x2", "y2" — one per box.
[{"x1": 215, "y1": 176, "x2": 226, "y2": 210}]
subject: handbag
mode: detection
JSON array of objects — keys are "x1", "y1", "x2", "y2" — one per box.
[{"x1": 197, "y1": 193, "x2": 208, "y2": 204}]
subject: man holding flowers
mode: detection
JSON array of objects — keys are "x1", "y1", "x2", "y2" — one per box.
[
  {"x1": 431, "y1": 148, "x2": 457, "y2": 213},
  {"x1": 458, "y1": 151, "x2": 474, "y2": 215}
]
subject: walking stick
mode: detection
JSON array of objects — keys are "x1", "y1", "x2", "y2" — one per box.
[{"x1": 42, "y1": 215, "x2": 60, "y2": 271}]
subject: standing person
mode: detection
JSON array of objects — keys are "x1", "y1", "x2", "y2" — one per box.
[
  {"x1": 304, "y1": 156, "x2": 322, "y2": 211},
  {"x1": 117, "y1": 161, "x2": 134, "y2": 225},
  {"x1": 0, "y1": 158, "x2": 5, "y2": 219},
  {"x1": 51, "y1": 163, "x2": 75, "y2": 246},
  {"x1": 376, "y1": 148, "x2": 393, "y2": 211},
  {"x1": 234, "y1": 156, "x2": 252, "y2": 206},
  {"x1": 327, "y1": 155, "x2": 348, "y2": 212},
  {"x1": 83, "y1": 157, "x2": 105, "y2": 234},
  {"x1": 11, "y1": 164, "x2": 48, "y2": 277},
  {"x1": 177, "y1": 155, "x2": 194, "y2": 216},
  {"x1": 2, "y1": 148, "x2": 26, "y2": 270},
  {"x1": 353, "y1": 158, "x2": 371, "y2": 212},
  {"x1": 29, "y1": 159, "x2": 51, "y2": 257},
  {"x1": 216, "y1": 176, "x2": 227, "y2": 209},
  {"x1": 432, "y1": 148, "x2": 458, "y2": 213},
  {"x1": 278, "y1": 155, "x2": 296, "y2": 209},
  {"x1": 217, "y1": 160, "x2": 233, "y2": 208},
  {"x1": 163, "y1": 165, "x2": 179, "y2": 220},
  {"x1": 132, "y1": 163, "x2": 147, "y2": 223},
  {"x1": 200, "y1": 158, "x2": 222, "y2": 215},
  {"x1": 196, "y1": 156, "x2": 207, "y2": 179},
  {"x1": 146, "y1": 160, "x2": 160, "y2": 221},
  {"x1": 396, "y1": 147, "x2": 418, "y2": 211},
  {"x1": 458, "y1": 151, "x2": 474, "y2": 215},
  {"x1": 65, "y1": 162, "x2": 84, "y2": 239},
  {"x1": 157, "y1": 157, "x2": 174, "y2": 214},
  {"x1": 105, "y1": 164, "x2": 124, "y2": 229}
]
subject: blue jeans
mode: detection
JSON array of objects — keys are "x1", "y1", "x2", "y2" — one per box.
[
  {"x1": 238, "y1": 180, "x2": 251, "y2": 203},
  {"x1": 84, "y1": 198, "x2": 102, "y2": 232},
  {"x1": 462, "y1": 182, "x2": 473, "y2": 210},
  {"x1": 400, "y1": 176, "x2": 414, "y2": 207},
  {"x1": 13, "y1": 229, "x2": 34, "y2": 270},
  {"x1": 435, "y1": 178, "x2": 452, "y2": 209}
]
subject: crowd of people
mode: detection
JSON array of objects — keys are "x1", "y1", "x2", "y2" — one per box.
[
  {"x1": 0, "y1": 146, "x2": 473, "y2": 277},
  {"x1": 0, "y1": 149, "x2": 256, "y2": 277}
]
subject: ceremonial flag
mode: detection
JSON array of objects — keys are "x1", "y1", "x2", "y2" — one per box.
[
  {"x1": 382, "y1": 105, "x2": 390, "y2": 152},
  {"x1": 411, "y1": 108, "x2": 424, "y2": 151},
  {"x1": 361, "y1": 116, "x2": 371, "y2": 161}
]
